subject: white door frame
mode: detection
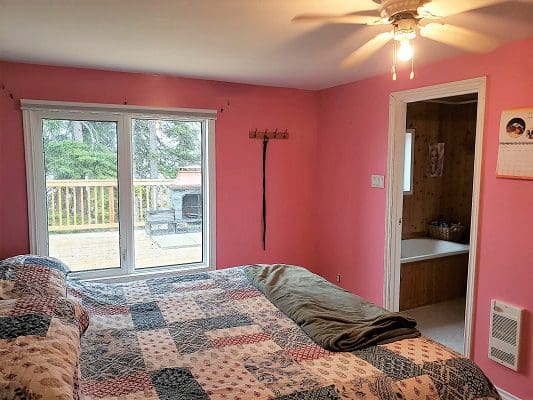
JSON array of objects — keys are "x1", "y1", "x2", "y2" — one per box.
[{"x1": 383, "y1": 77, "x2": 487, "y2": 357}]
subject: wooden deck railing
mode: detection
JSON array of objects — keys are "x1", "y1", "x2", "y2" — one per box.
[{"x1": 47, "y1": 179, "x2": 174, "y2": 232}]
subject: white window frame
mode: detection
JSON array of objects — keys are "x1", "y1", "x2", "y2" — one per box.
[
  {"x1": 403, "y1": 129, "x2": 415, "y2": 195},
  {"x1": 21, "y1": 100, "x2": 216, "y2": 280}
]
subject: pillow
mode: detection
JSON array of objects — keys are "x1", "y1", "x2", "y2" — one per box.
[
  {"x1": 0, "y1": 254, "x2": 70, "y2": 275},
  {"x1": 0, "y1": 255, "x2": 70, "y2": 300},
  {"x1": 0, "y1": 295, "x2": 89, "y2": 400}
]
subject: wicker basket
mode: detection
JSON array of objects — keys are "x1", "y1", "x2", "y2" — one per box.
[{"x1": 427, "y1": 224, "x2": 466, "y2": 242}]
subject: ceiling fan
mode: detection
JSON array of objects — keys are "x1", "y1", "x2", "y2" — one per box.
[{"x1": 292, "y1": 0, "x2": 512, "y2": 80}]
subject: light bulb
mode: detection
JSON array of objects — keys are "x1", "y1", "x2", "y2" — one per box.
[{"x1": 397, "y1": 40, "x2": 413, "y2": 62}]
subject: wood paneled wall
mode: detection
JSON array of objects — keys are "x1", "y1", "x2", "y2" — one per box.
[
  {"x1": 402, "y1": 101, "x2": 477, "y2": 241},
  {"x1": 400, "y1": 254, "x2": 469, "y2": 311},
  {"x1": 402, "y1": 102, "x2": 442, "y2": 237},
  {"x1": 439, "y1": 104, "x2": 477, "y2": 229}
]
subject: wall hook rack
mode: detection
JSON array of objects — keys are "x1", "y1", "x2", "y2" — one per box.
[
  {"x1": 249, "y1": 129, "x2": 289, "y2": 140},
  {"x1": 250, "y1": 128, "x2": 289, "y2": 251}
]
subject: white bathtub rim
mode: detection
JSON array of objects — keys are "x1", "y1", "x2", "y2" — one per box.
[
  {"x1": 400, "y1": 249, "x2": 469, "y2": 263},
  {"x1": 400, "y1": 238, "x2": 470, "y2": 264}
]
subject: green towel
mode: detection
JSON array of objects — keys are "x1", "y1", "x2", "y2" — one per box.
[{"x1": 245, "y1": 264, "x2": 420, "y2": 351}]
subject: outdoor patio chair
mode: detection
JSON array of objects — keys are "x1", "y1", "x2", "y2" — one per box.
[{"x1": 144, "y1": 208, "x2": 177, "y2": 236}]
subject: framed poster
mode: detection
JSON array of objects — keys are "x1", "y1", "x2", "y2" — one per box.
[
  {"x1": 496, "y1": 108, "x2": 533, "y2": 180},
  {"x1": 427, "y1": 143, "x2": 445, "y2": 177}
]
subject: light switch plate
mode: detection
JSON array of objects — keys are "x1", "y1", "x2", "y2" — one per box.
[{"x1": 371, "y1": 175, "x2": 385, "y2": 188}]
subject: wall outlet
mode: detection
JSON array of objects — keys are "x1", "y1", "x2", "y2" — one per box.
[
  {"x1": 371, "y1": 175, "x2": 385, "y2": 188},
  {"x1": 336, "y1": 274, "x2": 341, "y2": 283}
]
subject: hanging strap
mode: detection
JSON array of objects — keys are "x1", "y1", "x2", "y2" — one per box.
[{"x1": 262, "y1": 136, "x2": 269, "y2": 250}]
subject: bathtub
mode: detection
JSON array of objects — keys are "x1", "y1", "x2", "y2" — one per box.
[{"x1": 401, "y1": 238, "x2": 469, "y2": 264}]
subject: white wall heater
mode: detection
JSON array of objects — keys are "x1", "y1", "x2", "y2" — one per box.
[{"x1": 488, "y1": 299, "x2": 523, "y2": 371}]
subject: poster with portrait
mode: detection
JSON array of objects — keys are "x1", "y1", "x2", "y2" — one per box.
[
  {"x1": 497, "y1": 108, "x2": 533, "y2": 180},
  {"x1": 427, "y1": 143, "x2": 445, "y2": 177}
]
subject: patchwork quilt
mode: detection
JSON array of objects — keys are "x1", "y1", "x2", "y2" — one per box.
[
  {"x1": 0, "y1": 295, "x2": 89, "y2": 399},
  {"x1": 68, "y1": 267, "x2": 500, "y2": 400}
]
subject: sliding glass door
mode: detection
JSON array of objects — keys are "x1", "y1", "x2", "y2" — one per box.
[
  {"x1": 131, "y1": 118, "x2": 203, "y2": 269},
  {"x1": 43, "y1": 119, "x2": 121, "y2": 272},
  {"x1": 22, "y1": 101, "x2": 215, "y2": 278}
]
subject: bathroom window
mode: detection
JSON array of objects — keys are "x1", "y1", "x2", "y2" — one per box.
[{"x1": 403, "y1": 129, "x2": 414, "y2": 194}]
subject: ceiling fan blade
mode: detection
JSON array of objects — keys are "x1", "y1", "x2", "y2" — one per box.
[
  {"x1": 419, "y1": 23, "x2": 501, "y2": 53},
  {"x1": 292, "y1": 13, "x2": 387, "y2": 25},
  {"x1": 341, "y1": 31, "x2": 394, "y2": 69},
  {"x1": 418, "y1": 0, "x2": 510, "y2": 18}
]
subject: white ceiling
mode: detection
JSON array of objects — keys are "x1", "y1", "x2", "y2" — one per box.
[{"x1": 1, "y1": 0, "x2": 532, "y2": 90}]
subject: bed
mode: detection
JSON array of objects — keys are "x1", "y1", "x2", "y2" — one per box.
[{"x1": 63, "y1": 265, "x2": 500, "y2": 400}]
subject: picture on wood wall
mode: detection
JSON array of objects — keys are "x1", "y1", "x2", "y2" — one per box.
[
  {"x1": 497, "y1": 108, "x2": 533, "y2": 180},
  {"x1": 427, "y1": 143, "x2": 445, "y2": 177}
]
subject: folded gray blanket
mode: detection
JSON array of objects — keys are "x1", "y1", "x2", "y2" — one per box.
[{"x1": 244, "y1": 264, "x2": 420, "y2": 351}]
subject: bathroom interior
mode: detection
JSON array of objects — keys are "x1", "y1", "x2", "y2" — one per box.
[{"x1": 400, "y1": 93, "x2": 478, "y2": 354}]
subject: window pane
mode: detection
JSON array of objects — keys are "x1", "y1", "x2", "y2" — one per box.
[
  {"x1": 132, "y1": 119, "x2": 203, "y2": 269},
  {"x1": 43, "y1": 119, "x2": 120, "y2": 271},
  {"x1": 403, "y1": 131, "x2": 413, "y2": 193}
]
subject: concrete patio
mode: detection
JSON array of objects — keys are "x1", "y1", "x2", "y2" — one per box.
[{"x1": 49, "y1": 230, "x2": 202, "y2": 272}]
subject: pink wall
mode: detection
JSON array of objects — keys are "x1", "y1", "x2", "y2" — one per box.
[
  {"x1": 317, "y1": 37, "x2": 533, "y2": 398},
  {"x1": 0, "y1": 62, "x2": 319, "y2": 271}
]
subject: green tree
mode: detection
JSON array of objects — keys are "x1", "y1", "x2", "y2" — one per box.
[
  {"x1": 43, "y1": 119, "x2": 118, "y2": 179},
  {"x1": 132, "y1": 119, "x2": 201, "y2": 179},
  {"x1": 43, "y1": 118, "x2": 201, "y2": 180},
  {"x1": 44, "y1": 140, "x2": 117, "y2": 179}
]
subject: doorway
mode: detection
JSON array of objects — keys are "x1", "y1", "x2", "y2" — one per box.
[{"x1": 384, "y1": 78, "x2": 487, "y2": 357}]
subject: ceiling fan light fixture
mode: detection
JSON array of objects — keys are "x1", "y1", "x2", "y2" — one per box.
[
  {"x1": 397, "y1": 39, "x2": 414, "y2": 61},
  {"x1": 391, "y1": 33, "x2": 415, "y2": 81},
  {"x1": 390, "y1": 15, "x2": 416, "y2": 80},
  {"x1": 393, "y1": 17, "x2": 417, "y2": 41}
]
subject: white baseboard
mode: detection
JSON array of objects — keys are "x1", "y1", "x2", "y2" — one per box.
[{"x1": 497, "y1": 386, "x2": 521, "y2": 400}]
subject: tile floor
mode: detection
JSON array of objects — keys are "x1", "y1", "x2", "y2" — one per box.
[{"x1": 403, "y1": 297, "x2": 466, "y2": 354}]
